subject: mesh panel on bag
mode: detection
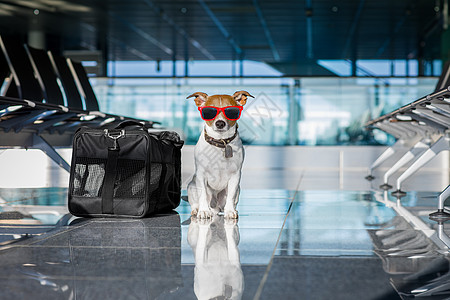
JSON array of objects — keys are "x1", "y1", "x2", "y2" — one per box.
[
  {"x1": 71, "y1": 157, "x2": 164, "y2": 201},
  {"x1": 149, "y1": 163, "x2": 162, "y2": 193},
  {"x1": 114, "y1": 159, "x2": 146, "y2": 198},
  {"x1": 112, "y1": 161, "x2": 162, "y2": 199},
  {"x1": 72, "y1": 157, "x2": 107, "y2": 197}
]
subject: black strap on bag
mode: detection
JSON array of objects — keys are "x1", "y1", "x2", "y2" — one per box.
[
  {"x1": 102, "y1": 149, "x2": 118, "y2": 214},
  {"x1": 101, "y1": 130, "x2": 124, "y2": 214}
]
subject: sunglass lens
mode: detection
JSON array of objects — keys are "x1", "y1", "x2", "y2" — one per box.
[
  {"x1": 201, "y1": 107, "x2": 218, "y2": 120},
  {"x1": 224, "y1": 107, "x2": 241, "y2": 120}
]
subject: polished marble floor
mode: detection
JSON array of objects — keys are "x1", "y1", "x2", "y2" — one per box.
[{"x1": 0, "y1": 168, "x2": 450, "y2": 300}]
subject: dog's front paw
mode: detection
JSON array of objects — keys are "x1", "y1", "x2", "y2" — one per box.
[
  {"x1": 190, "y1": 207, "x2": 198, "y2": 217},
  {"x1": 224, "y1": 209, "x2": 239, "y2": 219},
  {"x1": 197, "y1": 209, "x2": 214, "y2": 219}
]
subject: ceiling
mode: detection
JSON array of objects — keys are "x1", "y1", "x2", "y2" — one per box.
[{"x1": 0, "y1": 0, "x2": 445, "y2": 76}]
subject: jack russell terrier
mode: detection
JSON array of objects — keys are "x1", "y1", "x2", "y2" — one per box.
[{"x1": 187, "y1": 91, "x2": 254, "y2": 219}]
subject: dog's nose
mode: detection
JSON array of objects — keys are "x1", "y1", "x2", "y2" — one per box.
[{"x1": 215, "y1": 120, "x2": 226, "y2": 129}]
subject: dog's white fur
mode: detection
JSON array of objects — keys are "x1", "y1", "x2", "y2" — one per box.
[
  {"x1": 187, "y1": 91, "x2": 252, "y2": 219},
  {"x1": 188, "y1": 216, "x2": 243, "y2": 300}
]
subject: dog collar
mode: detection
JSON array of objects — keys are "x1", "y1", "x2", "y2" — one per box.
[
  {"x1": 204, "y1": 128, "x2": 238, "y2": 158},
  {"x1": 204, "y1": 128, "x2": 237, "y2": 148}
]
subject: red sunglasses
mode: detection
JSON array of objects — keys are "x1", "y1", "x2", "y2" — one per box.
[{"x1": 198, "y1": 106, "x2": 243, "y2": 121}]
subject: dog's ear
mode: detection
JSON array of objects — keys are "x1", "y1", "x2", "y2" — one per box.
[
  {"x1": 233, "y1": 91, "x2": 254, "y2": 106},
  {"x1": 187, "y1": 92, "x2": 208, "y2": 107}
]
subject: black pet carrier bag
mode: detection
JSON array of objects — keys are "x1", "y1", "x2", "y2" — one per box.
[{"x1": 68, "y1": 121, "x2": 183, "y2": 218}]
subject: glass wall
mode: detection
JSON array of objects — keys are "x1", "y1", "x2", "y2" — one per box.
[{"x1": 92, "y1": 77, "x2": 437, "y2": 146}]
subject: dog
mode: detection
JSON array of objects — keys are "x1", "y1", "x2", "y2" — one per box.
[
  {"x1": 187, "y1": 91, "x2": 253, "y2": 219},
  {"x1": 188, "y1": 216, "x2": 243, "y2": 300}
]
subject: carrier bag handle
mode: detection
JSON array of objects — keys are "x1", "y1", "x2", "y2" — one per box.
[
  {"x1": 114, "y1": 120, "x2": 151, "y2": 130},
  {"x1": 116, "y1": 120, "x2": 184, "y2": 148}
]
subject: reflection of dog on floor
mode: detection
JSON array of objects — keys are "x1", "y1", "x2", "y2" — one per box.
[
  {"x1": 188, "y1": 215, "x2": 243, "y2": 300},
  {"x1": 187, "y1": 91, "x2": 253, "y2": 219}
]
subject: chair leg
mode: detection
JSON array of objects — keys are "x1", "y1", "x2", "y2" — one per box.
[
  {"x1": 429, "y1": 185, "x2": 450, "y2": 221},
  {"x1": 380, "y1": 139, "x2": 431, "y2": 190},
  {"x1": 32, "y1": 134, "x2": 70, "y2": 172},
  {"x1": 366, "y1": 139, "x2": 406, "y2": 181},
  {"x1": 392, "y1": 135, "x2": 450, "y2": 196}
]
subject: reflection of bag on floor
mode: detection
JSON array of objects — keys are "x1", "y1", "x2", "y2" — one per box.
[
  {"x1": 68, "y1": 214, "x2": 183, "y2": 299},
  {"x1": 4, "y1": 213, "x2": 182, "y2": 299},
  {"x1": 68, "y1": 121, "x2": 184, "y2": 218}
]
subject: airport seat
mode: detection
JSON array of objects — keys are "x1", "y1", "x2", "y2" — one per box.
[
  {"x1": 366, "y1": 88, "x2": 450, "y2": 194},
  {"x1": 47, "y1": 51, "x2": 158, "y2": 130},
  {"x1": 365, "y1": 61, "x2": 450, "y2": 190},
  {"x1": 0, "y1": 37, "x2": 78, "y2": 170},
  {"x1": 366, "y1": 61, "x2": 450, "y2": 178},
  {"x1": 67, "y1": 59, "x2": 100, "y2": 111},
  {"x1": 365, "y1": 63, "x2": 450, "y2": 218}
]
